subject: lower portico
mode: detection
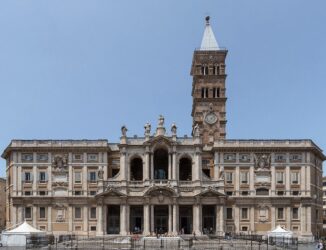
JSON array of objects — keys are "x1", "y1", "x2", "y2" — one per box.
[{"x1": 95, "y1": 186, "x2": 226, "y2": 236}]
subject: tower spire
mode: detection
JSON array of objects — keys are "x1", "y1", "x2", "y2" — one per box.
[{"x1": 200, "y1": 16, "x2": 219, "y2": 51}]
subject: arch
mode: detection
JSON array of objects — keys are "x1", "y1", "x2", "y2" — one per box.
[
  {"x1": 179, "y1": 156, "x2": 192, "y2": 181},
  {"x1": 130, "y1": 157, "x2": 143, "y2": 181},
  {"x1": 144, "y1": 186, "x2": 178, "y2": 197},
  {"x1": 154, "y1": 148, "x2": 169, "y2": 180}
]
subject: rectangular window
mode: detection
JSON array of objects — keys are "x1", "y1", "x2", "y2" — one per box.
[
  {"x1": 39, "y1": 207, "x2": 46, "y2": 219},
  {"x1": 292, "y1": 208, "x2": 299, "y2": 220},
  {"x1": 212, "y1": 88, "x2": 220, "y2": 98},
  {"x1": 276, "y1": 172, "x2": 284, "y2": 184},
  {"x1": 277, "y1": 208, "x2": 284, "y2": 220},
  {"x1": 25, "y1": 207, "x2": 32, "y2": 219},
  {"x1": 73, "y1": 154, "x2": 83, "y2": 161},
  {"x1": 90, "y1": 207, "x2": 97, "y2": 219},
  {"x1": 87, "y1": 154, "x2": 98, "y2": 162},
  {"x1": 90, "y1": 191, "x2": 97, "y2": 196},
  {"x1": 89, "y1": 171, "x2": 97, "y2": 182},
  {"x1": 24, "y1": 172, "x2": 32, "y2": 182},
  {"x1": 39, "y1": 172, "x2": 47, "y2": 183},
  {"x1": 24, "y1": 191, "x2": 31, "y2": 196},
  {"x1": 74, "y1": 191, "x2": 82, "y2": 196},
  {"x1": 90, "y1": 226, "x2": 96, "y2": 231},
  {"x1": 240, "y1": 172, "x2": 249, "y2": 184},
  {"x1": 74, "y1": 172, "x2": 82, "y2": 184},
  {"x1": 74, "y1": 207, "x2": 81, "y2": 219},
  {"x1": 22, "y1": 153, "x2": 33, "y2": 162},
  {"x1": 241, "y1": 226, "x2": 248, "y2": 231},
  {"x1": 37, "y1": 153, "x2": 48, "y2": 162},
  {"x1": 226, "y1": 208, "x2": 233, "y2": 219},
  {"x1": 291, "y1": 172, "x2": 300, "y2": 184},
  {"x1": 241, "y1": 208, "x2": 248, "y2": 220},
  {"x1": 225, "y1": 172, "x2": 233, "y2": 184}
]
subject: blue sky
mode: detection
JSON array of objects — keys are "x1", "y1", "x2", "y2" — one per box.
[{"x1": 0, "y1": 0, "x2": 325, "y2": 176}]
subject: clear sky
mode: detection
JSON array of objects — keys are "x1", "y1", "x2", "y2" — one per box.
[{"x1": 0, "y1": 0, "x2": 325, "y2": 176}]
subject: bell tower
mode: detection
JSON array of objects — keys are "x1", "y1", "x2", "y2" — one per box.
[{"x1": 191, "y1": 16, "x2": 228, "y2": 144}]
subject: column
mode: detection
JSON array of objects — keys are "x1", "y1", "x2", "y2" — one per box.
[
  {"x1": 12, "y1": 206, "x2": 17, "y2": 226},
  {"x1": 168, "y1": 154, "x2": 172, "y2": 179},
  {"x1": 193, "y1": 204, "x2": 201, "y2": 235},
  {"x1": 68, "y1": 206, "x2": 73, "y2": 232},
  {"x1": 151, "y1": 154, "x2": 154, "y2": 180},
  {"x1": 13, "y1": 166, "x2": 17, "y2": 195},
  {"x1": 307, "y1": 206, "x2": 311, "y2": 233},
  {"x1": 83, "y1": 165, "x2": 88, "y2": 196},
  {"x1": 172, "y1": 151, "x2": 176, "y2": 180},
  {"x1": 84, "y1": 206, "x2": 88, "y2": 232},
  {"x1": 300, "y1": 206, "x2": 306, "y2": 233},
  {"x1": 47, "y1": 206, "x2": 52, "y2": 232},
  {"x1": 151, "y1": 205, "x2": 154, "y2": 232},
  {"x1": 250, "y1": 206, "x2": 255, "y2": 232},
  {"x1": 194, "y1": 151, "x2": 201, "y2": 181},
  {"x1": 215, "y1": 206, "x2": 220, "y2": 233},
  {"x1": 214, "y1": 152, "x2": 219, "y2": 180},
  {"x1": 120, "y1": 150, "x2": 127, "y2": 180},
  {"x1": 286, "y1": 207, "x2": 291, "y2": 230},
  {"x1": 17, "y1": 206, "x2": 23, "y2": 223},
  {"x1": 47, "y1": 165, "x2": 52, "y2": 195},
  {"x1": 271, "y1": 165, "x2": 275, "y2": 196},
  {"x1": 271, "y1": 207, "x2": 275, "y2": 229},
  {"x1": 219, "y1": 206, "x2": 225, "y2": 233},
  {"x1": 172, "y1": 204, "x2": 179, "y2": 234},
  {"x1": 306, "y1": 166, "x2": 311, "y2": 196},
  {"x1": 144, "y1": 151, "x2": 149, "y2": 180},
  {"x1": 249, "y1": 166, "x2": 254, "y2": 195},
  {"x1": 33, "y1": 165, "x2": 37, "y2": 195},
  {"x1": 234, "y1": 206, "x2": 240, "y2": 232},
  {"x1": 168, "y1": 205, "x2": 172, "y2": 234},
  {"x1": 96, "y1": 205, "x2": 103, "y2": 235},
  {"x1": 143, "y1": 204, "x2": 150, "y2": 235},
  {"x1": 120, "y1": 204, "x2": 127, "y2": 235},
  {"x1": 68, "y1": 163, "x2": 73, "y2": 197},
  {"x1": 17, "y1": 166, "x2": 22, "y2": 196},
  {"x1": 301, "y1": 166, "x2": 305, "y2": 196},
  {"x1": 32, "y1": 206, "x2": 37, "y2": 227},
  {"x1": 285, "y1": 165, "x2": 290, "y2": 196},
  {"x1": 235, "y1": 167, "x2": 240, "y2": 195}
]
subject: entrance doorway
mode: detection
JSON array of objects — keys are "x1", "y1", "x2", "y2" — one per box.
[
  {"x1": 154, "y1": 205, "x2": 168, "y2": 234},
  {"x1": 202, "y1": 205, "x2": 216, "y2": 234},
  {"x1": 179, "y1": 205, "x2": 193, "y2": 234},
  {"x1": 107, "y1": 205, "x2": 120, "y2": 234},
  {"x1": 130, "y1": 205, "x2": 143, "y2": 234}
]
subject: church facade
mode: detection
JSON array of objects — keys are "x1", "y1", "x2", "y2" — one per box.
[{"x1": 2, "y1": 17, "x2": 325, "y2": 241}]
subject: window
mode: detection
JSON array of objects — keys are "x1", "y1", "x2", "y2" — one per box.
[
  {"x1": 201, "y1": 65, "x2": 209, "y2": 75},
  {"x1": 73, "y1": 154, "x2": 82, "y2": 161},
  {"x1": 39, "y1": 207, "x2": 46, "y2": 219},
  {"x1": 90, "y1": 191, "x2": 97, "y2": 196},
  {"x1": 24, "y1": 172, "x2": 32, "y2": 183},
  {"x1": 212, "y1": 88, "x2": 220, "y2": 98},
  {"x1": 224, "y1": 153, "x2": 236, "y2": 162},
  {"x1": 74, "y1": 172, "x2": 81, "y2": 184},
  {"x1": 240, "y1": 172, "x2": 249, "y2": 184},
  {"x1": 241, "y1": 191, "x2": 249, "y2": 196},
  {"x1": 241, "y1": 226, "x2": 248, "y2": 231},
  {"x1": 213, "y1": 65, "x2": 219, "y2": 75},
  {"x1": 87, "y1": 153, "x2": 98, "y2": 162},
  {"x1": 37, "y1": 154, "x2": 48, "y2": 162},
  {"x1": 201, "y1": 88, "x2": 209, "y2": 98},
  {"x1": 225, "y1": 172, "x2": 233, "y2": 184},
  {"x1": 291, "y1": 172, "x2": 300, "y2": 184},
  {"x1": 74, "y1": 207, "x2": 82, "y2": 219},
  {"x1": 39, "y1": 172, "x2": 47, "y2": 183},
  {"x1": 89, "y1": 171, "x2": 97, "y2": 182},
  {"x1": 226, "y1": 208, "x2": 233, "y2": 219},
  {"x1": 277, "y1": 191, "x2": 284, "y2": 196},
  {"x1": 226, "y1": 191, "x2": 233, "y2": 196},
  {"x1": 292, "y1": 208, "x2": 299, "y2": 220},
  {"x1": 241, "y1": 208, "x2": 248, "y2": 220},
  {"x1": 22, "y1": 153, "x2": 33, "y2": 162},
  {"x1": 74, "y1": 191, "x2": 82, "y2": 196},
  {"x1": 292, "y1": 190, "x2": 299, "y2": 196},
  {"x1": 39, "y1": 191, "x2": 47, "y2": 196},
  {"x1": 277, "y1": 208, "x2": 284, "y2": 220},
  {"x1": 275, "y1": 154, "x2": 286, "y2": 162},
  {"x1": 25, "y1": 207, "x2": 32, "y2": 219},
  {"x1": 75, "y1": 226, "x2": 82, "y2": 231},
  {"x1": 90, "y1": 226, "x2": 96, "y2": 231},
  {"x1": 276, "y1": 172, "x2": 284, "y2": 184},
  {"x1": 90, "y1": 207, "x2": 97, "y2": 219},
  {"x1": 290, "y1": 154, "x2": 301, "y2": 162},
  {"x1": 24, "y1": 191, "x2": 31, "y2": 196},
  {"x1": 239, "y1": 154, "x2": 250, "y2": 162},
  {"x1": 256, "y1": 188, "x2": 269, "y2": 196},
  {"x1": 39, "y1": 226, "x2": 46, "y2": 231}
]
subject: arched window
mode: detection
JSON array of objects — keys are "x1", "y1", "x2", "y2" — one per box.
[
  {"x1": 130, "y1": 157, "x2": 143, "y2": 181},
  {"x1": 201, "y1": 65, "x2": 209, "y2": 75},
  {"x1": 179, "y1": 157, "x2": 192, "y2": 181},
  {"x1": 154, "y1": 149, "x2": 168, "y2": 180}
]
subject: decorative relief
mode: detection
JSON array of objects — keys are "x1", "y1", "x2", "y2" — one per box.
[
  {"x1": 52, "y1": 154, "x2": 68, "y2": 172},
  {"x1": 53, "y1": 203, "x2": 67, "y2": 222},
  {"x1": 254, "y1": 154, "x2": 271, "y2": 170}
]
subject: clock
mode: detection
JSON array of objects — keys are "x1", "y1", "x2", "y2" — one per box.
[{"x1": 205, "y1": 113, "x2": 217, "y2": 125}]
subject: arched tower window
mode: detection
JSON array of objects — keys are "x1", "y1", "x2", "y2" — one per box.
[
  {"x1": 154, "y1": 149, "x2": 168, "y2": 180},
  {"x1": 130, "y1": 157, "x2": 143, "y2": 181},
  {"x1": 201, "y1": 65, "x2": 209, "y2": 75}
]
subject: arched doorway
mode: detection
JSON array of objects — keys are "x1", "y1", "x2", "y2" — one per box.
[
  {"x1": 154, "y1": 148, "x2": 168, "y2": 180},
  {"x1": 130, "y1": 157, "x2": 143, "y2": 181},
  {"x1": 179, "y1": 157, "x2": 192, "y2": 181}
]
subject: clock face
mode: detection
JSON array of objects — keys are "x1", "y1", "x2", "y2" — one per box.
[{"x1": 205, "y1": 113, "x2": 217, "y2": 125}]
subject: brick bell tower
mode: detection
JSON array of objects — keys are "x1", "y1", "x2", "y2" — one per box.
[{"x1": 191, "y1": 16, "x2": 228, "y2": 144}]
